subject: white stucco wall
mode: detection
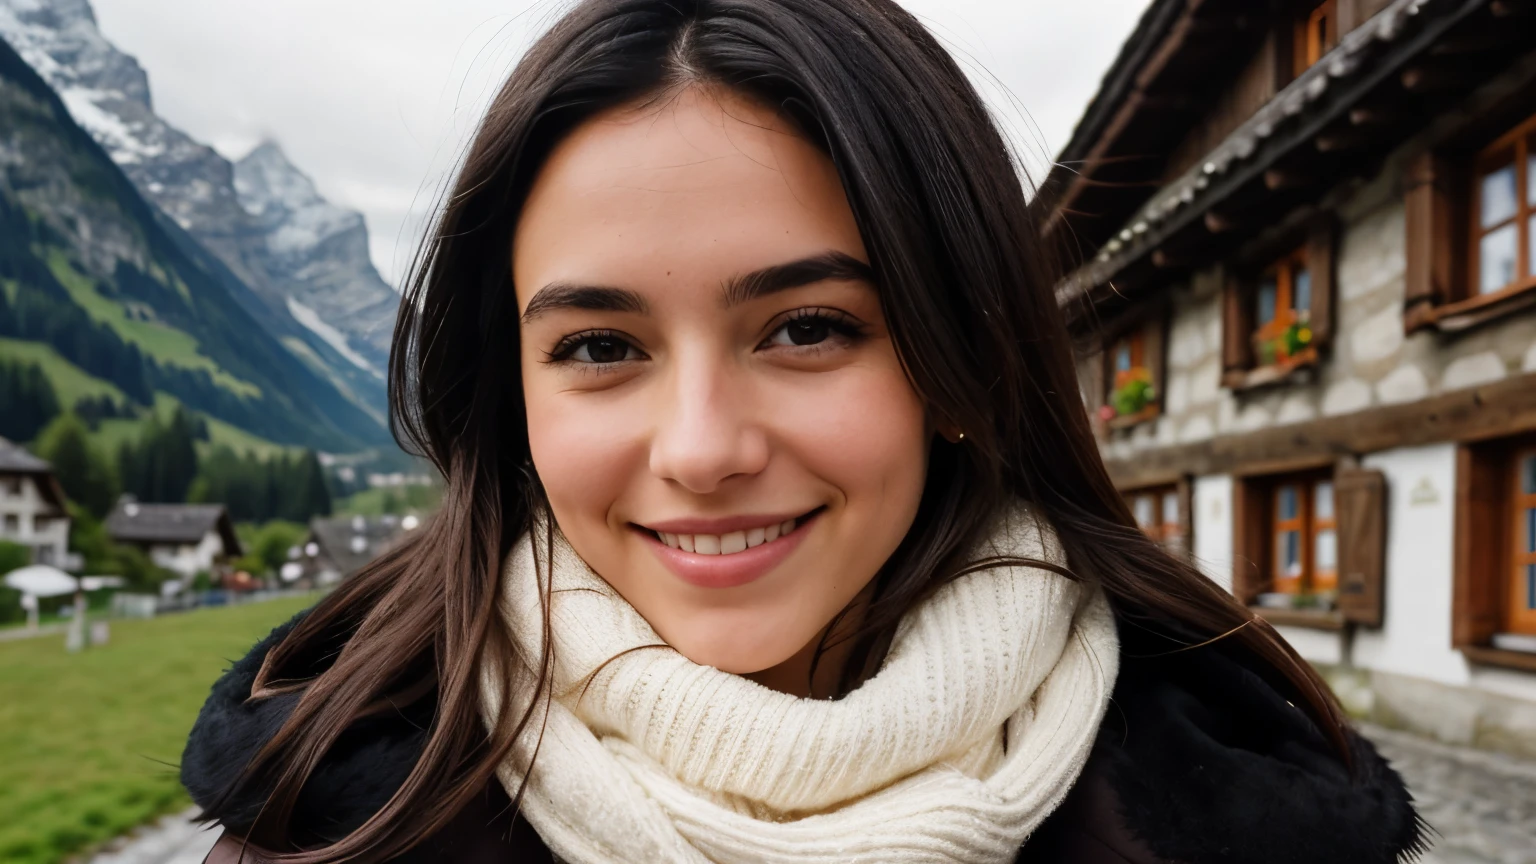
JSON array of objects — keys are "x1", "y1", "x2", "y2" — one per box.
[
  {"x1": 1351, "y1": 444, "x2": 1467, "y2": 685},
  {"x1": 1274, "y1": 625, "x2": 1345, "y2": 665},
  {"x1": 1193, "y1": 474, "x2": 1234, "y2": 593},
  {"x1": 150, "y1": 530, "x2": 225, "y2": 578}
]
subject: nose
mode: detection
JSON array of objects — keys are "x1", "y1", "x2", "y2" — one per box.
[{"x1": 648, "y1": 350, "x2": 769, "y2": 494}]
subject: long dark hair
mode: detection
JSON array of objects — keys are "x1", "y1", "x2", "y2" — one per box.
[{"x1": 217, "y1": 0, "x2": 1350, "y2": 858}]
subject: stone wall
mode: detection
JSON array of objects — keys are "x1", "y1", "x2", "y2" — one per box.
[{"x1": 1098, "y1": 151, "x2": 1536, "y2": 465}]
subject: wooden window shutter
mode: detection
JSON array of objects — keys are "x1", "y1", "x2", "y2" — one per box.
[
  {"x1": 1176, "y1": 476, "x2": 1195, "y2": 560},
  {"x1": 1336, "y1": 467, "x2": 1387, "y2": 626},
  {"x1": 1306, "y1": 219, "x2": 1337, "y2": 349},
  {"x1": 1231, "y1": 478, "x2": 1267, "y2": 604},
  {"x1": 1403, "y1": 151, "x2": 1460, "y2": 331},
  {"x1": 1453, "y1": 445, "x2": 1503, "y2": 647},
  {"x1": 1221, "y1": 273, "x2": 1253, "y2": 381},
  {"x1": 1144, "y1": 313, "x2": 1167, "y2": 409}
]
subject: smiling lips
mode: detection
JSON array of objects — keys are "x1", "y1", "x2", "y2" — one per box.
[
  {"x1": 642, "y1": 512, "x2": 814, "y2": 588},
  {"x1": 655, "y1": 517, "x2": 798, "y2": 555}
]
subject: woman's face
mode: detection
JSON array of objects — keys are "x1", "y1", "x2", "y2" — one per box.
[{"x1": 513, "y1": 86, "x2": 930, "y2": 682}]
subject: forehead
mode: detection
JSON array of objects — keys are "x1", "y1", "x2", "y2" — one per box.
[{"x1": 511, "y1": 86, "x2": 866, "y2": 303}]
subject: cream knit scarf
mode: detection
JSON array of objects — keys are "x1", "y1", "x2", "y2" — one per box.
[{"x1": 479, "y1": 504, "x2": 1119, "y2": 863}]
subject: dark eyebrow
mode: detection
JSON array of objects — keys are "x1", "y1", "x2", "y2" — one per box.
[
  {"x1": 723, "y1": 251, "x2": 875, "y2": 307},
  {"x1": 520, "y1": 250, "x2": 874, "y2": 323},
  {"x1": 521, "y1": 284, "x2": 649, "y2": 323}
]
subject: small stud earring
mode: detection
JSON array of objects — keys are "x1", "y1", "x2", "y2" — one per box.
[{"x1": 956, "y1": 432, "x2": 966, "y2": 442}]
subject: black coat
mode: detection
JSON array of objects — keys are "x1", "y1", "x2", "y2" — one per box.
[{"x1": 184, "y1": 612, "x2": 1428, "y2": 863}]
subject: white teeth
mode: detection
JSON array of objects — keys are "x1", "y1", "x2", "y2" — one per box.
[
  {"x1": 657, "y1": 517, "x2": 803, "y2": 556},
  {"x1": 720, "y1": 531, "x2": 747, "y2": 555}
]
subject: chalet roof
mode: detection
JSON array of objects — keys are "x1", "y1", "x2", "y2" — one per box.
[
  {"x1": 1053, "y1": 0, "x2": 1521, "y2": 312},
  {"x1": 0, "y1": 436, "x2": 51, "y2": 473},
  {"x1": 307, "y1": 514, "x2": 411, "y2": 577},
  {"x1": 105, "y1": 499, "x2": 242, "y2": 554},
  {"x1": 0, "y1": 436, "x2": 68, "y2": 513}
]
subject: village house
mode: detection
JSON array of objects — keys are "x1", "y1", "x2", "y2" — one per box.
[
  {"x1": 299, "y1": 513, "x2": 418, "y2": 586},
  {"x1": 104, "y1": 498, "x2": 242, "y2": 580},
  {"x1": 0, "y1": 436, "x2": 75, "y2": 570},
  {"x1": 1038, "y1": 0, "x2": 1536, "y2": 755}
]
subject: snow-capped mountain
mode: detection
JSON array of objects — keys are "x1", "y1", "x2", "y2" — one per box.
[
  {"x1": 0, "y1": 0, "x2": 396, "y2": 382},
  {"x1": 235, "y1": 141, "x2": 397, "y2": 374}
]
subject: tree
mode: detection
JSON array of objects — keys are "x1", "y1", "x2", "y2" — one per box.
[
  {"x1": 0, "y1": 358, "x2": 60, "y2": 441},
  {"x1": 291, "y1": 450, "x2": 332, "y2": 519},
  {"x1": 34, "y1": 412, "x2": 119, "y2": 517},
  {"x1": 118, "y1": 406, "x2": 200, "y2": 502},
  {"x1": 0, "y1": 540, "x2": 28, "y2": 625},
  {"x1": 250, "y1": 520, "x2": 307, "y2": 575}
]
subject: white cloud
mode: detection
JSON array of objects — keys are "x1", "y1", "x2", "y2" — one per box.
[{"x1": 89, "y1": 0, "x2": 1148, "y2": 288}]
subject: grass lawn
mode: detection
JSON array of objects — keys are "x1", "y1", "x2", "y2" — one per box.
[
  {"x1": 0, "y1": 595, "x2": 317, "y2": 864},
  {"x1": 44, "y1": 249, "x2": 261, "y2": 400}
]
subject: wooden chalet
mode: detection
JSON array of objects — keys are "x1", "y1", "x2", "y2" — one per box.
[{"x1": 1039, "y1": 0, "x2": 1536, "y2": 755}]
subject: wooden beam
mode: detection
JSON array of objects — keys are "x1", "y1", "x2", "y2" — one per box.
[
  {"x1": 1401, "y1": 65, "x2": 1465, "y2": 93},
  {"x1": 1348, "y1": 106, "x2": 1393, "y2": 126},
  {"x1": 1491, "y1": 0, "x2": 1533, "y2": 18},
  {"x1": 1204, "y1": 210, "x2": 1237, "y2": 234},
  {"x1": 1315, "y1": 131, "x2": 1366, "y2": 152},
  {"x1": 1263, "y1": 169, "x2": 1309, "y2": 190},
  {"x1": 1100, "y1": 370, "x2": 1536, "y2": 487}
]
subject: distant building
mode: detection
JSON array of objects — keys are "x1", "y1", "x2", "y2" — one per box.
[
  {"x1": 301, "y1": 513, "x2": 419, "y2": 585},
  {"x1": 1038, "y1": 0, "x2": 1536, "y2": 755},
  {"x1": 0, "y1": 436, "x2": 76, "y2": 570},
  {"x1": 105, "y1": 499, "x2": 242, "y2": 579}
]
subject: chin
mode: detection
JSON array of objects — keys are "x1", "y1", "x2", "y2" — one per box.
[{"x1": 657, "y1": 609, "x2": 807, "y2": 675}]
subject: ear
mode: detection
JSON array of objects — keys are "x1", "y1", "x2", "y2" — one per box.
[{"x1": 936, "y1": 422, "x2": 966, "y2": 444}]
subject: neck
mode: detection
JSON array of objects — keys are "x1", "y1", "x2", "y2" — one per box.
[{"x1": 745, "y1": 583, "x2": 875, "y2": 699}]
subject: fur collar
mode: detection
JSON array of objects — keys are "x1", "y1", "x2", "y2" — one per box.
[{"x1": 181, "y1": 611, "x2": 1426, "y2": 862}]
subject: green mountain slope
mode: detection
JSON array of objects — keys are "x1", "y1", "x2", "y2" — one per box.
[{"x1": 0, "y1": 35, "x2": 390, "y2": 453}]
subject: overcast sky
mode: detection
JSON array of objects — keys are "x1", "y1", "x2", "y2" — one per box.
[{"x1": 88, "y1": 0, "x2": 1149, "y2": 288}]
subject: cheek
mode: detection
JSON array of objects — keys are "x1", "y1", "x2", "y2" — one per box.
[
  {"x1": 523, "y1": 369, "x2": 643, "y2": 530},
  {"x1": 773, "y1": 363, "x2": 930, "y2": 515}
]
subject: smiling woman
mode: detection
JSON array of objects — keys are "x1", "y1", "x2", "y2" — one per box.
[
  {"x1": 178, "y1": 2, "x2": 1424, "y2": 863},
  {"x1": 514, "y1": 90, "x2": 928, "y2": 688}
]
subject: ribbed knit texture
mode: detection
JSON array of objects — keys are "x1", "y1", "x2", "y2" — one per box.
[{"x1": 480, "y1": 503, "x2": 1119, "y2": 863}]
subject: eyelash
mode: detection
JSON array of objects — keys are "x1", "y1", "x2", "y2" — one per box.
[{"x1": 543, "y1": 308, "x2": 868, "y2": 371}]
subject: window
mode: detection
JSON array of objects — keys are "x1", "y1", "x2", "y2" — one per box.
[
  {"x1": 1252, "y1": 247, "x2": 1317, "y2": 370},
  {"x1": 1508, "y1": 448, "x2": 1536, "y2": 636},
  {"x1": 1, "y1": 477, "x2": 19, "y2": 497},
  {"x1": 1471, "y1": 116, "x2": 1536, "y2": 298},
  {"x1": 1454, "y1": 436, "x2": 1536, "y2": 665},
  {"x1": 1231, "y1": 464, "x2": 1382, "y2": 627},
  {"x1": 1097, "y1": 313, "x2": 1166, "y2": 430},
  {"x1": 1125, "y1": 484, "x2": 1188, "y2": 554},
  {"x1": 1268, "y1": 477, "x2": 1337, "y2": 597},
  {"x1": 1221, "y1": 220, "x2": 1335, "y2": 388},
  {"x1": 1404, "y1": 113, "x2": 1536, "y2": 334},
  {"x1": 2, "y1": 513, "x2": 17, "y2": 533},
  {"x1": 1293, "y1": 0, "x2": 1338, "y2": 75}
]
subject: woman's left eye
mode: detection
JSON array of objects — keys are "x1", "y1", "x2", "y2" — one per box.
[{"x1": 761, "y1": 311, "x2": 864, "y2": 350}]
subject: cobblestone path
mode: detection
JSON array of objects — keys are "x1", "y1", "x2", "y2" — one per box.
[{"x1": 1363, "y1": 724, "x2": 1536, "y2": 864}]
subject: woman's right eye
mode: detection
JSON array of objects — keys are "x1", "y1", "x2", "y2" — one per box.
[{"x1": 551, "y1": 331, "x2": 643, "y2": 365}]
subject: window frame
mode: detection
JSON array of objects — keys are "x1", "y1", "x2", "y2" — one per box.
[
  {"x1": 1506, "y1": 445, "x2": 1536, "y2": 636},
  {"x1": 1123, "y1": 482, "x2": 1191, "y2": 556},
  {"x1": 1454, "y1": 435, "x2": 1536, "y2": 670},
  {"x1": 1221, "y1": 217, "x2": 1336, "y2": 390},
  {"x1": 1469, "y1": 116, "x2": 1536, "y2": 302},
  {"x1": 1098, "y1": 310, "x2": 1167, "y2": 431},
  {"x1": 1404, "y1": 110, "x2": 1536, "y2": 335},
  {"x1": 1233, "y1": 464, "x2": 1362, "y2": 629},
  {"x1": 1293, "y1": 0, "x2": 1338, "y2": 75}
]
